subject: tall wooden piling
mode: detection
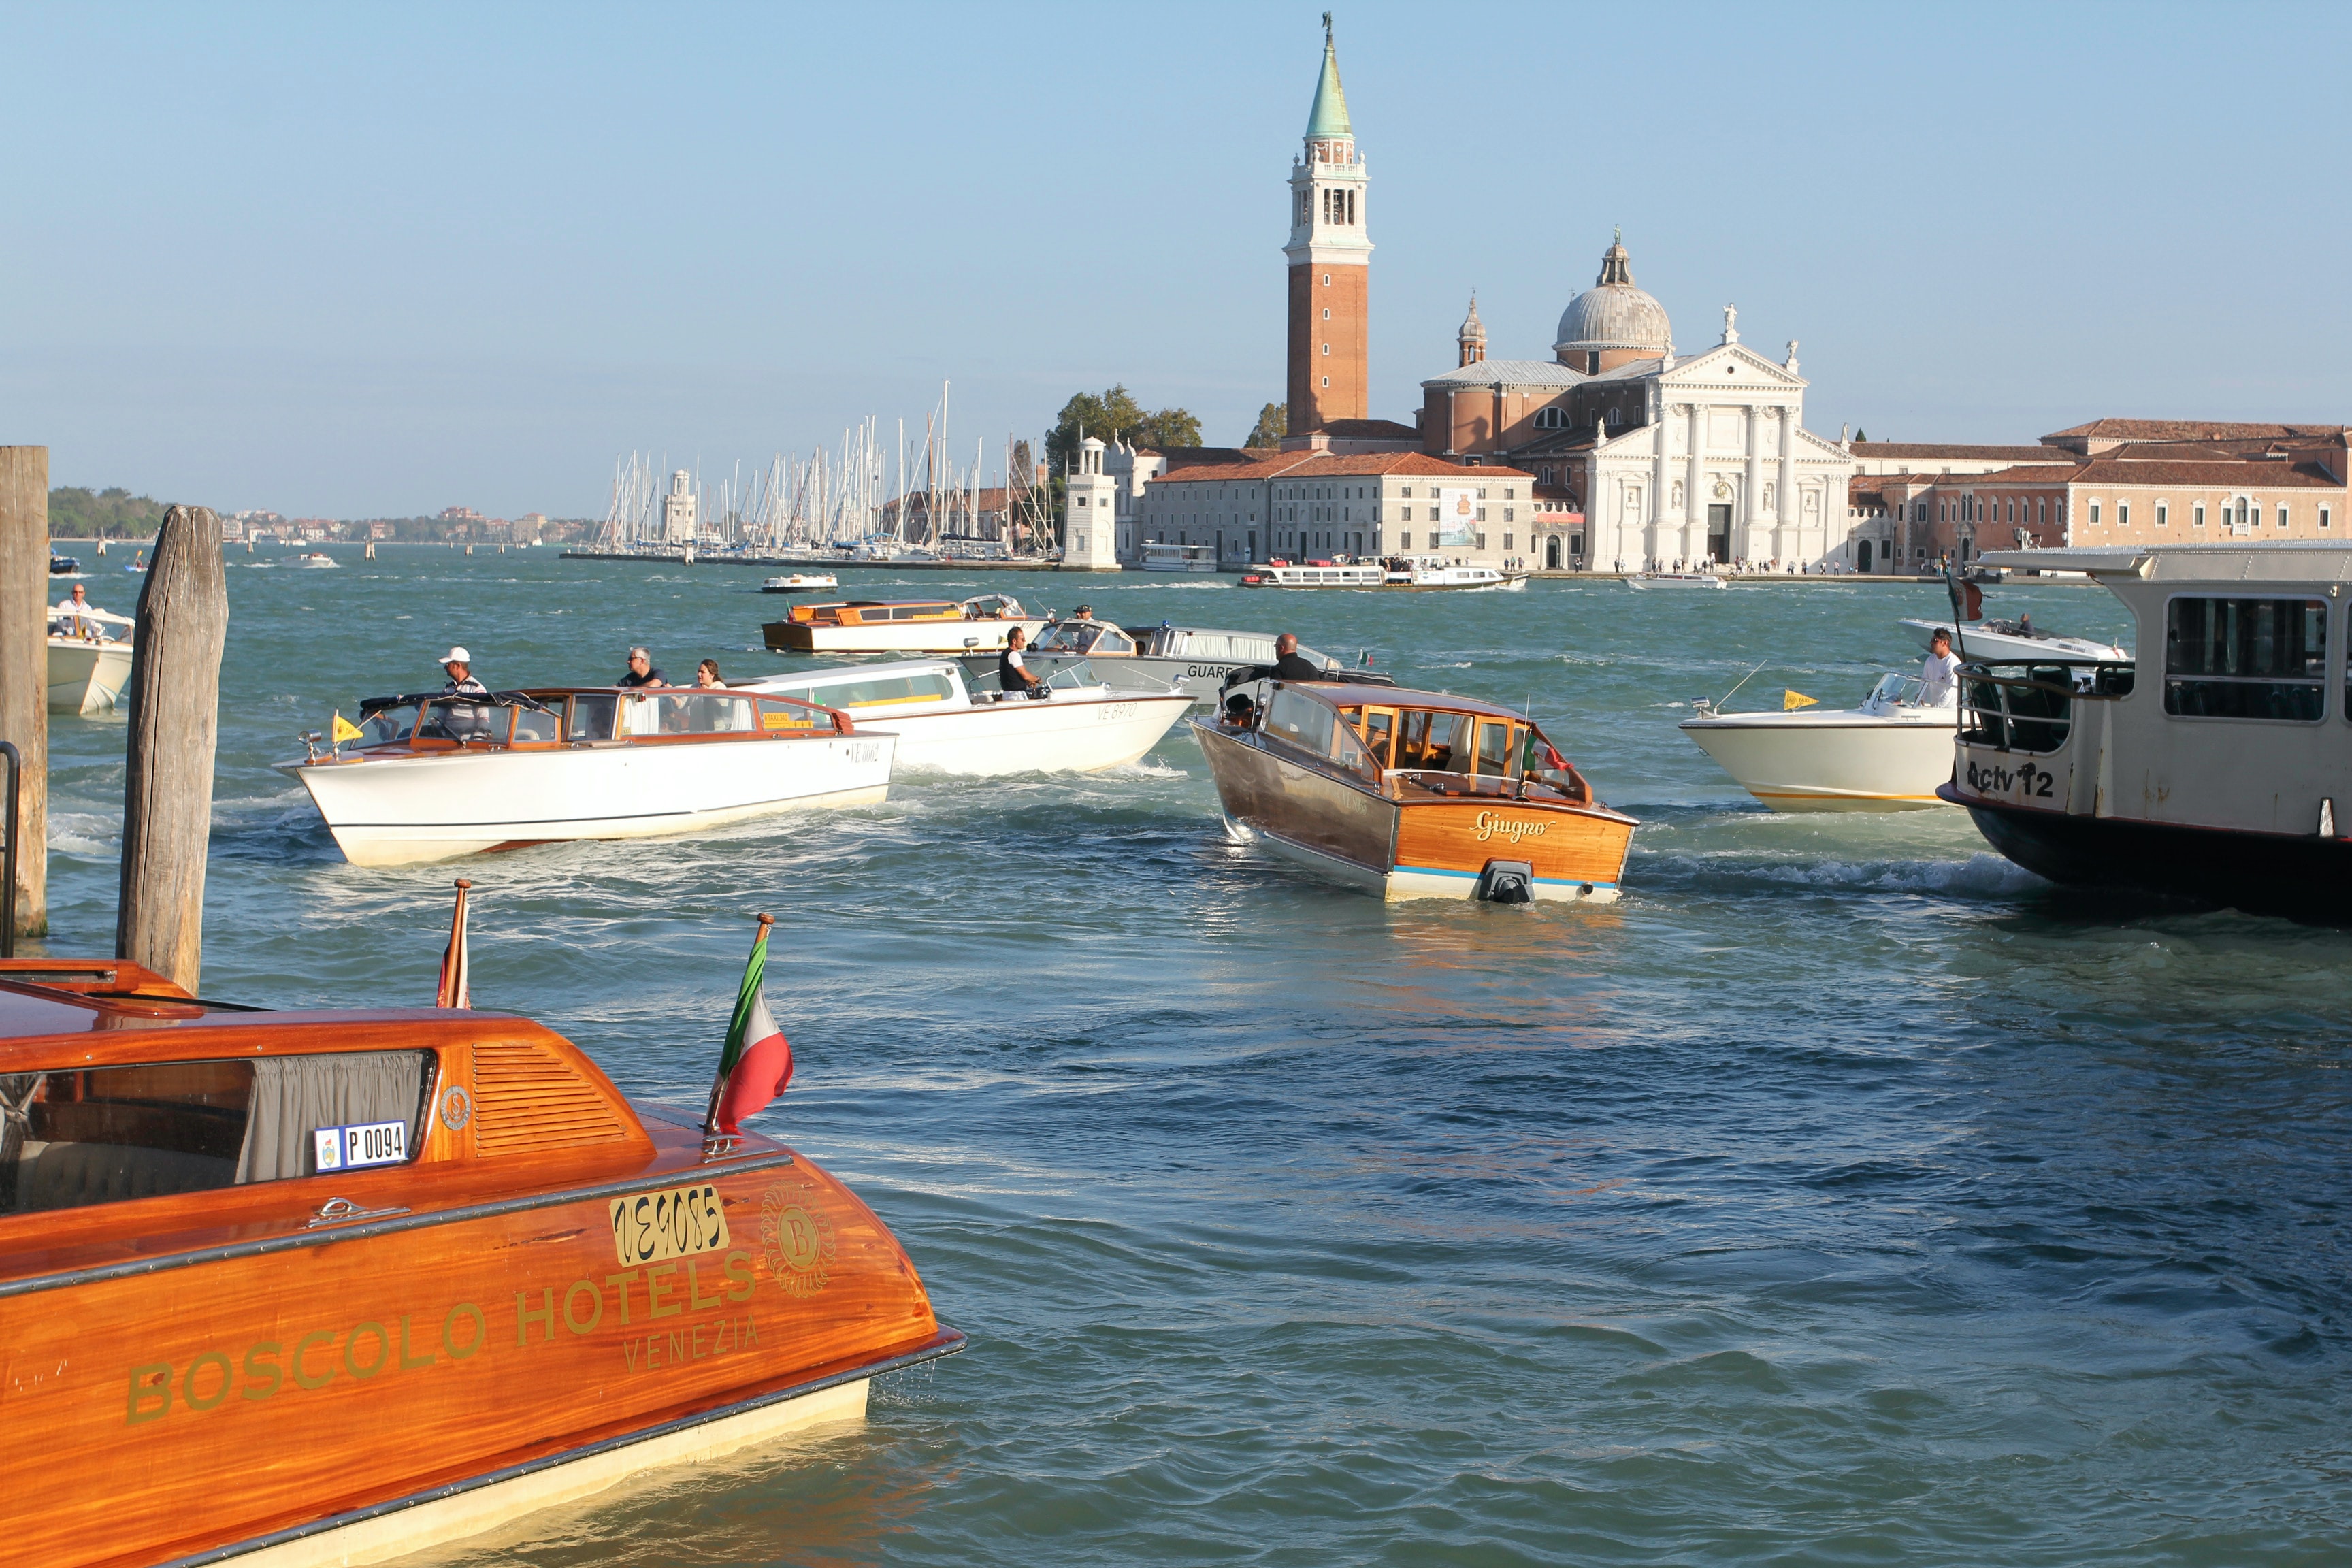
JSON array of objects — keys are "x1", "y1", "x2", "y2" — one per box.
[
  {"x1": 0, "y1": 448, "x2": 48, "y2": 939},
  {"x1": 116, "y1": 504, "x2": 227, "y2": 992}
]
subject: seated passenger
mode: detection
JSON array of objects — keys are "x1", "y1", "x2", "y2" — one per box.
[
  {"x1": 1224, "y1": 693, "x2": 1256, "y2": 728},
  {"x1": 693, "y1": 659, "x2": 725, "y2": 689}
]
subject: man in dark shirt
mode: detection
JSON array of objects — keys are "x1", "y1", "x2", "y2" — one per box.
[
  {"x1": 618, "y1": 646, "x2": 666, "y2": 688},
  {"x1": 998, "y1": 626, "x2": 1043, "y2": 698},
  {"x1": 1269, "y1": 634, "x2": 1322, "y2": 682}
]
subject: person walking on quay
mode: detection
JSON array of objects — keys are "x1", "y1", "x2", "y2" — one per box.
[{"x1": 440, "y1": 647, "x2": 487, "y2": 695}]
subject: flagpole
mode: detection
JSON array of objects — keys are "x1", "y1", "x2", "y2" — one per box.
[
  {"x1": 705, "y1": 913, "x2": 776, "y2": 1139},
  {"x1": 436, "y1": 879, "x2": 472, "y2": 1009}
]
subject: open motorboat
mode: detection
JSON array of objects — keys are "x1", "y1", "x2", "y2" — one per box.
[
  {"x1": 48, "y1": 553, "x2": 82, "y2": 578},
  {"x1": 1624, "y1": 571, "x2": 1727, "y2": 591},
  {"x1": 278, "y1": 686, "x2": 894, "y2": 865},
  {"x1": 763, "y1": 593, "x2": 1044, "y2": 654},
  {"x1": 1899, "y1": 615, "x2": 2125, "y2": 664},
  {"x1": 1194, "y1": 678, "x2": 1636, "y2": 902},
  {"x1": 46, "y1": 599, "x2": 135, "y2": 715},
  {"x1": 985, "y1": 617, "x2": 1352, "y2": 703},
  {"x1": 762, "y1": 572, "x2": 840, "y2": 593},
  {"x1": 1941, "y1": 544, "x2": 2352, "y2": 917},
  {"x1": 1238, "y1": 557, "x2": 1527, "y2": 592},
  {"x1": 1681, "y1": 673, "x2": 1959, "y2": 811},
  {"x1": 0, "y1": 953, "x2": 960, "y2": 1567},
  {"x1": 293, "y1": 551, "x2": 339, "y2": 568},
  {"x1": 741, "y1": 658, "x2": 1192, "y2": 775}
]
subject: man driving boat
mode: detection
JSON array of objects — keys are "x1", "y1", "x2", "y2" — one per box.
[{"x1": 440, "y1": 647, "x2": 487, "y2": 696}]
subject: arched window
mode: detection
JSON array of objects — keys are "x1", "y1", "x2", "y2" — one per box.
[{"x1": 1533, "y1": 406, "x2": 1566, "y2": 430}]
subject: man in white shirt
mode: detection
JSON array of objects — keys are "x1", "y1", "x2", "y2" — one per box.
[{"x1": 1920, "y1": 628, "x2": 1963, "y2": 707}]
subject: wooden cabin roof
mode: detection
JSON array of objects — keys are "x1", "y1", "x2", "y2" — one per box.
[{"x1": 1284, "y1": 681, "x2": 1531, "y2": 721}]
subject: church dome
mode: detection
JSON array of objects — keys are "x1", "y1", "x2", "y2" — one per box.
[{"x1": 1554, "y1": 232, "x2": 1671, "y2": 362}]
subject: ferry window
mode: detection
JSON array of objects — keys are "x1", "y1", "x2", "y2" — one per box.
[
  {"x1": 1, "y1": 1051, "x2": 431, "y2": 1213},
  {"x1": 565, "y1": 693, "x2": 618, "y2": 742},
  {"x1": 2163, "y1": 596, "x2": 2327, "y2": 721},
  {"x1": 1265, "y1": 688, "x2": 1336, "y2": 755}
]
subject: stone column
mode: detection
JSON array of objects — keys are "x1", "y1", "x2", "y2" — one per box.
[
  {"x1": 1684, "y1": 402, "x2": 1705, "y2": 563},
  {"x1": 1650, "y1": 410, "x2": 1670, "y2": 568},
  {"x1": 1778, "y1": 408, "x2": 1797, "y2": 563},
  {"x1": 1744, "y1": 406, "x2": 1763, "y2": 561}
]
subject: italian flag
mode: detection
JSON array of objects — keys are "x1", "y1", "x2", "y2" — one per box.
[{"x1": 708, "y1": 918, "x2": 793, "y2": 1136}]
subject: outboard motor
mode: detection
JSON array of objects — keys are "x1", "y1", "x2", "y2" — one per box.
[{"x1": 1475, "y1": 859, "x2": 1535, "y2": 904}]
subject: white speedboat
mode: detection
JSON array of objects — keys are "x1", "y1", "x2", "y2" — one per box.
[
  {"x1": 762, "y1": 572, "x2": 840, "y2": 593},
  {"x1": 277, "y1": 686, "x2": 893, "y2": 865},
  {"x1": 1625, "y1": 572, "x2": 1727, "y2": 591},
  {"x1": 740, "y1": 659, "x2": 1192, "y2": 775},
  {"x1": 293, "y1": 551, "x2": 338, "y2": 568},
  {"x1": 46, "y1": 602, "x2": 135, "y2": 714},
  {"x1": 1679, "y1": 673, "x2": 1959, "y2": 811},
  {"x1": 1899, "y1": 617, "x2": 2124, "y2": 665},
  {"x1": 987, "y1": 617, "x2": 1352, "y2": 703},
  {"x1": 763, "y1": 593, "x2": 1045, "y2": 654}
]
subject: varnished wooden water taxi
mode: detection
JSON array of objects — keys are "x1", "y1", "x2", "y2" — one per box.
[
  {"x1": 1194, "y1": 678, "x2": 1637, "y2": 902},
  {"x1": 763, "y1": 593, "x2": 1044, "y2": 654},
  {"x1": 0, "y1": 958, "x2": 960, "y2": 1567}
]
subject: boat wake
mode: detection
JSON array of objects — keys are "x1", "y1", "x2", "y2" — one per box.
[{"x1": 1639, "y1": 848, "x2": 2047, "y2": 900}]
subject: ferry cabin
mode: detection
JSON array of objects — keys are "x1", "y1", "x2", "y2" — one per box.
[
  {"x1": 0, "y1": 958, "x2": 958, "y2": 1567},
  {"x1": 1946, "y1": 544, "x2": 2352, "y2": 915},
  {"x1": 1194, "y1": 681, "x2": 1637, "y2": 902}
]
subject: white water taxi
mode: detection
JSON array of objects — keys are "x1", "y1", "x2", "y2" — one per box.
[
  {"x1": 46, "y1": 601, "x2": 134, "y2": 715},
  {"x1": 992, "y1": 618, "x2": 1350, "y2": 702},
  {"x1": 1624, "y1": 571, "x2": 1727, "y2": 591},
  {"x1": 763, "y1": 593, "x2": 1044, "y2": 654},
  {"x1": 740, "y1": 659, "x2": 1192, "y2": 775},
  {"x1": 278, "y1": 687, "x2": 893, "y2": 865},
  {"x1": 1680, "y1": 674, "x2": 1959, "y2": 811},
  {"x1": 762, "y1": 572, "x2": 840, "y2": 593}
]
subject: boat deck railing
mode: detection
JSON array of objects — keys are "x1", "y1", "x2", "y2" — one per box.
[{"x1": 1959, "y1": 662, "x2": 2136, "y2": 755}]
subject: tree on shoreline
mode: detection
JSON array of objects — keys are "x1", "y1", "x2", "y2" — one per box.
[
  {"x1": 1244, "y1": 402, "x2": 1286, "y2": 449},
  {"x1": 1047, "y1": 386, "x2": 1201, "y2": 474}
]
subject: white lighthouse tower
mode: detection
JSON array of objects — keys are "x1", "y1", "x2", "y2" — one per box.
[{"x1": 1063, "y1": 436, "x2": 1121, "y2": 571}]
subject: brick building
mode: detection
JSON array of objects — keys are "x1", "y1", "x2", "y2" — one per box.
[
  {"x1": 1285, "y1": 18, "x2": 1369, "y2": 437},
  {"x1": 1842, "y1": 422, "x2": 2352, "y2": 570},
  {"x1": 1120, "y1": 448, "x2": 1536, "y2": 569}
]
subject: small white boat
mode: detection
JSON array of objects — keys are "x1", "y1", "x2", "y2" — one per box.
[
  {"x1": 1625, "y1": 572, "x2": 1727, "y2": 591},
  {"x1": 1899, "y1": 617, "x2": 2125, "y2": 665},
  {"x1": 762, "y1": 572, "x2": 840, "y2": 593},
  {"x1": 996, "y1": 618, "x2": 1351, "y2": 702},
  {"x1": 46, "y1": 602, "x2": 135, "y2": 715},
  {"x1": 741, "y1": 659, "x2": 1192, "y2": 775},
  {"x1": 293, "y1": 551, "x2": 339, "y2": 568},
  {"x1": 764, "y1": 593, "x2": 1045, "y2": 655},
  {"x1": 1679, "y1": 673, "x2": 1959, "y2": 811},
  {"x1": 278, "y1": 686, "x2": 893, "y2": 865}
]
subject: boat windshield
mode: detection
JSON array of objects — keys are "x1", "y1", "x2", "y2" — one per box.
[
  {"x1": 1030, "y1": 623, "x2": 1100, "y2": 653},
  {"x1": 1865, "y1": 672, "x2": 1929, "y2": 708},
  {"x1": 0, "y1": 1049, "x2": 432, "y2": 1213},
  {"x1": 759, "y1": 671, "x2": 959, "y2": 710}
]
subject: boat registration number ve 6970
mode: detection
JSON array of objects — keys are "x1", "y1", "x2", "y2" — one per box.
[
  {"x1": 610, "y1": 1182, "x2": 732, "y2": 1267},
  {"x1": 312, "y1": 1119, "x2": 408, "y2": 1172}
]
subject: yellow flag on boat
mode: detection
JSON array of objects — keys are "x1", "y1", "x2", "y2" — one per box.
[
  {"x1": 1784, "y1": 689, "x2": 1819, "y2": 710},
  {"x1": 331, "y1": 712, "x2": 364, "y2": 744}
]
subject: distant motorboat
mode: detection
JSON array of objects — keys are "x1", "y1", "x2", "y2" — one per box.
[
  {"x1": 293, "y1": 551, "x2": 339, "y2": 569},
  {"x1": 1899, "y1": 617, "x2": 2124, "y2": 665},
  {"x1": 1624, "y1": 571, "x2": 1727, "y2": 591},
  {"x1": 762, "y1": 572, "x2": 840, "y2": 593},
  {"x1": 48, "y1": 553, "x2": 80, "y2": 578},
  {"x1": 740, "y1": 659, "x2": 1192, "y2": 775},
  {"x1": 764, "y1": 593, "x2": 1043, "y2": 654}
]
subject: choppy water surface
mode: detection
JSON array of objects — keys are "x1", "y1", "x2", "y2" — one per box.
[{"x1": 38, "y1": 551, "x2": 2352, "y2": 1565}]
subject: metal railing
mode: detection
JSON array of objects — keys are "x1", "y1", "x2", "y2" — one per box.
[{"x1": 1959, "y1": 664, "x2": 2134, "y2": 755}]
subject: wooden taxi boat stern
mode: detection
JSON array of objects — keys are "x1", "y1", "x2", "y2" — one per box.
[
  {"x1": 1193, "y1": 681, "x2": 1637, "y2": 903},
  {"x1": 0, "y1": 960, "x2": 960, "y2": 1568}
]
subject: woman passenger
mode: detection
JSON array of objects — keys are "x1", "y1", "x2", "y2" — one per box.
[{"x1": 693, "y1": 659, "x2": 724, "y2": 689}]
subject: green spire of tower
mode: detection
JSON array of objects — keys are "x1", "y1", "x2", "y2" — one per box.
[{"x1": 1305, "y1": 12, "x2": 1351, "y2": 140}]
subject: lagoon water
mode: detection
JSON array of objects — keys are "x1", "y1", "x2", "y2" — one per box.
[{"x1": 36, "y1": 551, "x2": 2352, "y2": 1565}]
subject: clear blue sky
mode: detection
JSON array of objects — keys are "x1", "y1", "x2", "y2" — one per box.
[{"x1": 4, "y1": 1, "x2": 2347, "y2": 519}]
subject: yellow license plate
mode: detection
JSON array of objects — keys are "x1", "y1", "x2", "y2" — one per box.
[{"x1": 609, "y1": 1183, "x2": 731, "y2": 1267}]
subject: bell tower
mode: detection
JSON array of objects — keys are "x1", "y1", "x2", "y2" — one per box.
[{"x1": 1285, "y1": 14, "x2": 1369, "y2": 434}]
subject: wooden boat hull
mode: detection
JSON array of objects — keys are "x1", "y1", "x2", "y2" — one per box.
[
  {"x1": 46, "y1": 636, "x2": 133, "y2": 715},
  {"x1": 286, "y1": 732, "x2": 895, "y2": 865},
  {"x1": 1193, "y1": 721, "x2": 1633, "y2": 902},
  {"x1": 0, "y1": 1126, "x2": 956, "y2": 1568},
  {"x1": 764, "y1": 619, "x2": 1045, "y2": 653}
]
